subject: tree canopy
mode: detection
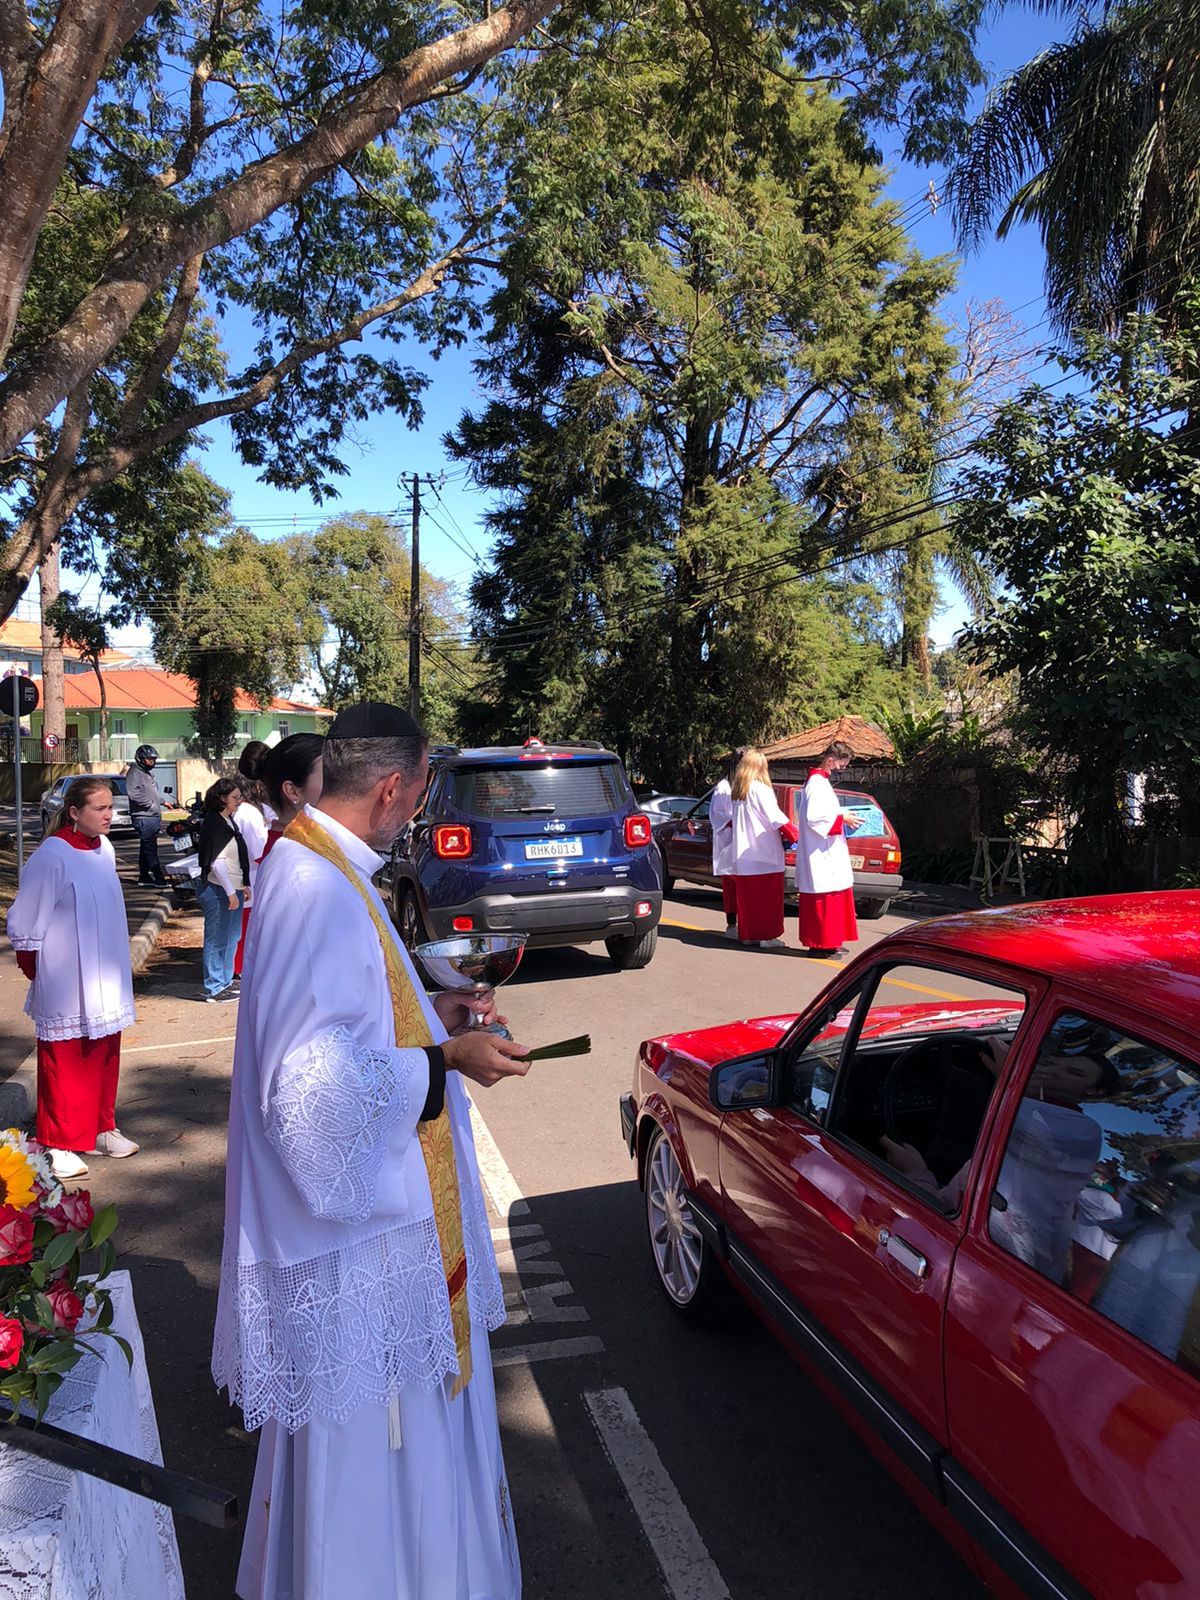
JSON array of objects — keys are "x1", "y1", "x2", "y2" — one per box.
[{"x1": 958, "y1": 319, "x2": 1200, "y2": 880}]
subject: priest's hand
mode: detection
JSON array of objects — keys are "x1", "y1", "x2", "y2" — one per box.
[
  {"x1": 433, "y1": 988, "x2": 508, "y2": 1037},
  {"x1": 443, "y1": 1030, "x2": 532, "y2": 1088}
]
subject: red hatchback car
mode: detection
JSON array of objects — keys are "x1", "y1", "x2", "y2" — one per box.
[{"x1": 620, "y1": 894, "x2": 1200, "y2": 1600}]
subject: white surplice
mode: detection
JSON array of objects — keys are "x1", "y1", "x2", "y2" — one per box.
[
  {"x1": 6, "y1": 835, "x2": 134, "y2": 1040},
  {"x1": 730, "y1": 780, "x2": 789, "y2": 875},
  {"x1": 212, "y1": 806, "x2": 516, "y2": 1600},
  {"x1": 233, "y1": 801, "x2": 270, "y2": 887},
  {"x1": 795, "y1": 772, "x2": 853, "y2": 895},
  {"x1": 709, "y1": 779, "x2": 735, "y2": 876}
]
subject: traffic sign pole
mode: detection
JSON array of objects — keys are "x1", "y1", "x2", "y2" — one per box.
[{"x1": 2, "y1": 675, "x2": 40, "y2": 879}]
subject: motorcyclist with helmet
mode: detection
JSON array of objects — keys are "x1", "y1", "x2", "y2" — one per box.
[{"x1": 127, "y1": 744, "x2": 166, "y2": 886}]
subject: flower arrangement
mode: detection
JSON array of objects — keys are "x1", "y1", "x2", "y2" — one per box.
[{"x1": 0, "y1": 1128, "x2": 125, "y2": 1419}]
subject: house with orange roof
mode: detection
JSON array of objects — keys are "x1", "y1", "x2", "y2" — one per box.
[{"x1": 0, "y1": 616, "x2": 137, "y2": 678}]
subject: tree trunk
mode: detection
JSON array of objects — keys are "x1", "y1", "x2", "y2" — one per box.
[
  {"x1": 38, "y1": 541, "x2": 66, "y2": 746},
  {"x1": 93, "y1": 655, "x2": 108, "y2": 744}
]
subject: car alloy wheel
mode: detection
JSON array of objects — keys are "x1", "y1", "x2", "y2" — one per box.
[{"x1": 646, "y1": 1131, "x2": 704, "y2": 1306}]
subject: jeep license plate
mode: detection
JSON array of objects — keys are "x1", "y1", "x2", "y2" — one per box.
[
  {"x1": 849, "y1": 855, "x2": 865, "y2": 870},
  {"x1": 525, "y1": 837, "x2": 583, "y2": 860}
]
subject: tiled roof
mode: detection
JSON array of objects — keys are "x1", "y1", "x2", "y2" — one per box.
[
  {"x1": 30, "y1": 667, "x2": 330, "y2": 717},
  {"x1": 761, "y1": 715, "x2": 895, "y2": 763},
  {"x1": 0, "y1": 617, "x2": 134, "y2": 665}
]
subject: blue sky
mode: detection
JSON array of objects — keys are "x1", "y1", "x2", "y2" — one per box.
[{"x1": 91, "y1": 6, "x2": 1066, "y2": 657}]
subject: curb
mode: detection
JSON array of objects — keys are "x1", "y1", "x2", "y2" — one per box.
[{"x1": 128, "y1": 888, "x2": 179, "y2": 975}]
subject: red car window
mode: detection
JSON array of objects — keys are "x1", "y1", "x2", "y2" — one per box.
[
  {"x1": 990, "y1": 1009, "x2": 1200, "y2": 1381},
  {"x1": 823, "y1": 963, "x2": 1027, "y2": 1215}
]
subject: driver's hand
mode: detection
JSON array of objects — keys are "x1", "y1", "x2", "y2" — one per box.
[{"x1": 881, "y1": 1136, "x2": 927, "y2": 1177}]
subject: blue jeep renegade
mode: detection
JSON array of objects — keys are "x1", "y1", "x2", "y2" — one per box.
[{"x1": 384, "y1": 740, "x2": 662, "y2": 969}]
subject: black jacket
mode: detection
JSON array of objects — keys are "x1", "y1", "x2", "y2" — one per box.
[{"x1": 197, "y1": 812, "x2": 250, "y2": 888}]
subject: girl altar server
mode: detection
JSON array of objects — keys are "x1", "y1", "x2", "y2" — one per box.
[
  {"x1": 7, "y1": 775, "x2": 137, "y2": 1180},
  {"x1": 710, "y1": 746, "x2": 745, "y2": 941},
  {"x1": 796, "y1": 740, "x2": 862, "y2": 957},
  {"x1": 730, "y1": 748, "x2": 797, "y2": 949}
]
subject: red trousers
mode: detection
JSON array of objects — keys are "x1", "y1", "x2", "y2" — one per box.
[
  {"x1": 734, "y1": 872, "x2": 784, "y2": 942},
  {"x1": 233, "y1": 905, "x2": 252, "y2": 977},
  {"x1": 797, "y1": 887, "x2": 858, "y2": 951},
  {"x1": 37, "y1": 1033, "x2": 121, "y2": 1151},
  {"x1": 721, "y1": 876, "x2": 738, "y2": 919}
]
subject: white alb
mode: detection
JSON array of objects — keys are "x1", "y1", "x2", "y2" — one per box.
[
  {"x1": 795, "y1": 770, "x2": 854, "y2": 895},
  {"x1": 709, "y1": 777, "x2": 735, "y2": 876},
  {"x1": 6, "y1": 836, "x2": 134, "y2": 1041},
  {"x1": 730, "y1": 779, "x2": 790, "y2": 875}
]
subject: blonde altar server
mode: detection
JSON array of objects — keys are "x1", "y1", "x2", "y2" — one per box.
[
  {"x1": 709, "y1": 747, "x2": 744, "y2": 941},
  {"x1": 213, "y1": 702, "x2": 531, "y2": 1600},
  {"x1": 729, "y1": 748, "x2": 797, "y2": 950},
  {"x1": 796, "y1": 740, "x2": 862, "y2": 958}
]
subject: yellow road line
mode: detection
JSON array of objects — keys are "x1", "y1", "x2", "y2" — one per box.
[{"x1": 879, "y1": 975, "x2": 968, "y2": 1003}]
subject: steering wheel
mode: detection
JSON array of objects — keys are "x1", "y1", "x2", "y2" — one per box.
[{"x1": 881, "y1": 1033, "x2": 998, "y2": 1169}]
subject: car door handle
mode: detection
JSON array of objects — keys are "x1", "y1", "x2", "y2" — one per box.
[{"x1": 878, "y1": 1229, "x2": 929, "y2": 1281}]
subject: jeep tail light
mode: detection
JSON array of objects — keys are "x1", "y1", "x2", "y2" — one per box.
[
  {"x1": 636, "y1": 900, "x2": 652, "y2": 917},
  {"x1": 434, "y1": 824, "x2": 472, "y2": 859},
  {"x1": 624, "y1": 814, "x2": 652, "y2": 848},
  {"x1": 452, "y1": 916, "x2": 474, "y2": 931}
]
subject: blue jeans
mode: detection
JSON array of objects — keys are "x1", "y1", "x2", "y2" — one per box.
[
  {"x1": 197, "y1": 881, "x2": 243, "y2": 996},
  {"x1": 133, "y1": 815, "x2": 164, "y2": 881}
]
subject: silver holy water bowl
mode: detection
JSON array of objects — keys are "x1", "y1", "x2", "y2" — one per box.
[{"x1": 415, "y1": 933, "x2": 528, "y2": 1036}]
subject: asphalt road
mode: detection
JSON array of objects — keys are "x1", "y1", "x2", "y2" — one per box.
[{"x1": 17, "y1": 883, "x2": 985, "y2": 1600}]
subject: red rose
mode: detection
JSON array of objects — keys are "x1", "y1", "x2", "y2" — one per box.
[
  {"x1": 45, "y1": 1280, "x2": 85, "y2": 1333},
  {"x1": 0, "y1": 1315, "x2": 23, "y2": 1369},
  {"x1": 0, "y1": 1205, "x2": 34, "y2": 1266},
  {"x1": 43, "y1": 1190, "x2": 94, "y2": 1235}
]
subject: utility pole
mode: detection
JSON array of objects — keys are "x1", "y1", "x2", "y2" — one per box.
[{"x1": 400, "y1": 474, "x2": 425, "y2": 721}]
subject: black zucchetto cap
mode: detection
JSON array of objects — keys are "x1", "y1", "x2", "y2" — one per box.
[{"x1": 325, "y1": 701, "x2": 423, "y2": 740}]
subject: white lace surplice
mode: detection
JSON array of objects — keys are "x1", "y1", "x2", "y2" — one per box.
[
  {"x1": 5, "y1": 836, "x2": 135, "y2": 1041},
  {"x1": 211, "y1": 808, "x2": 505, "y2": 1434}
]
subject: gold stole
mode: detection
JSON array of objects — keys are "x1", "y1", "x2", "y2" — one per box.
[{"x1": 284, "y1": 810, "x2": 472, "y2": 1395}]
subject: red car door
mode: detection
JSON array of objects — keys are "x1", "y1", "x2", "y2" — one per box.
[
  {"x1": 943, "y1": 991, "x2": 1200, "y2": 1600},
  {"x1": 665, "y1": 793, "x2": 717, "y2": 885},
  {"x1": 717, "y1": 956, "x2": 1030, "y2": 1490}
]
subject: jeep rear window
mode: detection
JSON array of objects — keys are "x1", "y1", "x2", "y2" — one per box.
[{"x1": 450, "y1": 761, "x2": 631, "y2": 818}]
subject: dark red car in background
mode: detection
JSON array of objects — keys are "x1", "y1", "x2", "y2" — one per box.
[
  {"x1": 620, "y1": 893, "x2": 1200, "y2": 1599},
  {"x1": 656, "y1": 782, "x2": 903, "y2": 918}
]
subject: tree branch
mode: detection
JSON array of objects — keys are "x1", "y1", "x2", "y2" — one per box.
[
  {"x1": 0, "y1": 0, "x2": 566, "y2": 461},
  {"x1": 115, "y1": 253, "x2": 204, "y2": 435}
]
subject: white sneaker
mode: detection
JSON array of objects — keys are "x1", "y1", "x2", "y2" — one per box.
[
  {"x1": 48, "y1": 1148, "x2": 89, "y2": 1180},
  {"x1": 722, "y1": 925, "x2": 740, "y2": 941},
  {"x1": 94, "y1": 1128, "x2": 139, "y2": 1158},
  {"x1": 758, "y1": 938, "x2": 788, "y2": 950}
]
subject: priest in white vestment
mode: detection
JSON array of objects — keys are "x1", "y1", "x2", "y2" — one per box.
[
  {"x1": 795, "y1": 740, "x2": 862, "y2": 957},
  {"x1": 709, "y1": 748, "x2": 743, "y2": 941},
  {"x1": 213, "y1": 703, "x2": 531, "y2": 1600}
]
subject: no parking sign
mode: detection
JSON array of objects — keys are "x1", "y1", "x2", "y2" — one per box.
[{"x1": 43, "y1": 732, "x2": 60, "y2": 752}]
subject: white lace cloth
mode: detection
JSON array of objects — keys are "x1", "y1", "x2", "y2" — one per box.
[{"x1": 0, "y1": 1272, "x2": 185, "y2": 1600}]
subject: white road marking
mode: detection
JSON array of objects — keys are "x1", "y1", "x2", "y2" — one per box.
[
  {"x1": 492, "y1": 1336, "x2": 604, "y2": 1367},
  {"x1": 585, "y1": 1387, "x2": 730, "y2": 1600},
  {"x1": 491, "y1": 1223, "x2": 542, "y2": 1244},
  {"x1": 469, "y1": 1097, "x2": 530, "y2": 1218},
  {"x1": 123, "y1": 1034, "x2": 236, "y2": 1054}
]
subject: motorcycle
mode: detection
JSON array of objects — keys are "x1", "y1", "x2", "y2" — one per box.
[{"x1": 161, "y1": 799, "x2": 204, "y2": 900}]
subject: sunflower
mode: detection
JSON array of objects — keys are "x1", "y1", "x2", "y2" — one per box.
[{"x1": 0, "y1": 1146, "x2": 38, "y2": 1212}]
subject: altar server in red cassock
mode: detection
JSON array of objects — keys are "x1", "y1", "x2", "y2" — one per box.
[
  {"x1": 7, "y1": 776, "x2": 137, "y2": 1181},
  {"x1": 796, "y1": 741, "x2": 862, "y2": 957},
  {"x1": 730, "y1": 749, "x2": 798, "y2": 949}
]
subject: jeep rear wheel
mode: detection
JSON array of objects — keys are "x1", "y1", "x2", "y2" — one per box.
[
  {"x1": 395, "y1": 887, "x2": 423, "y2": 950},
  {"x1": 606, "y1": 927, "x2": 658, "y2": 969}
]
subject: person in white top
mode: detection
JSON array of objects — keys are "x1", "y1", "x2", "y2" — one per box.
[
  {"x1": 196, "y1": 778, "x2": 251, "y2": 1001},
  {"x1": 213, "y1": 701, "x2": 532, "y2": 1600},
  {"x1": 231, "y1": 742, "x2": 276, "y2": 981},
  {"x1": 729, "y1": 748, "x2": 797, "y2": 950},
  {"x1": 710, "y1": 747, "x2": 744, "y2": 941},
  {"x1": 7, "y1": 775, "x2": 138, "y2": 1181},
  {"x1": 795, "y1": 740, "x2": 863, "y2": 957}
]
